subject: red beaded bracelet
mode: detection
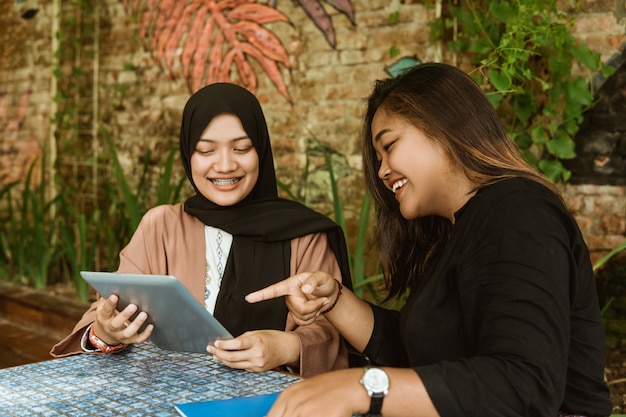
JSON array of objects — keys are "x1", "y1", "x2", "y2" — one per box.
[
  {"x1": 88, "y1": 324, "x2": 127, "y2": 354},
  {"x1": 322, "y1": 280, "x2": 343, "y2": 314}
]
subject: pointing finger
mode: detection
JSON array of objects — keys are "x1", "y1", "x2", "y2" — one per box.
[
  {"x1": 245, "y1": 272, "x2": 312, "y2": 303},
  {"x1": 245, "y1": 280, "x2": 293, "y2": 303}
]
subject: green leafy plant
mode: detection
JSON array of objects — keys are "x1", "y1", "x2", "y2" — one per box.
[
  {"x1": 594, "y1": 240, "x2": 626, "y2": 318},
  {"x1": 57, "y1": 206, "x2": 100, "y2": 301},
  {"x1": 0, "y1": 159, "x2": 60, "y2": 288},
  {"x1": 594, "y1": 241, "x2": 626, "y2": 272},
  {"x1": 0, "y1": 135, "x2": 186, "y2": 298},
  {"x1": 429, "y1": 0, "x2": 613, "y2": 182},
  {"x1": 102, "y1": 129, "x2": 186, "y2": 233}
]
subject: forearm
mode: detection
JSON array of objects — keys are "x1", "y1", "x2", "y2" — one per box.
[
  {"x1": 323, "y1": 285, "x2": 374, "y2": 352},
  {"x1": 269, "y1": 367, "x2": 439, "y2": 417},
  {"x1": 381, "y1": 368, "x2": 439, "y2": 417}
]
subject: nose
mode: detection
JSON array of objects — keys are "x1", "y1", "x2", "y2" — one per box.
[
  {"x1": 215, "y1": 149, "x2": 237, "y2": 172},
  {"x1": 377, "y1": 157, "x2": 390, "y2": 180}
]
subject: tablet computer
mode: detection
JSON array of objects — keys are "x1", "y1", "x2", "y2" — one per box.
[{"x1": 80, "y1": 271, "x2": 233, "y2": 353}]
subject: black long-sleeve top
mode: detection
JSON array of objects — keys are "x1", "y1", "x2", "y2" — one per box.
[{"x1": 364, "y1": 178, "x2": 612, "y2": 417}]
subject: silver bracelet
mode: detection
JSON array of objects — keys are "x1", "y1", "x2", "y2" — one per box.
[{"x1": 80, "y1": 323, "x2": 98, "y2": 352}]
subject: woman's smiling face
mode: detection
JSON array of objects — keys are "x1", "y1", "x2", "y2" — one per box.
[
  {"x1": 371, "y1": 109, "x2": 463, "y2": 221},
  {"x1": 190, "y1": 113, "x2": 259, "y2": 206}
]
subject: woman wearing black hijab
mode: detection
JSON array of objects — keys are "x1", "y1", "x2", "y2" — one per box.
[{"x1": 51, "y1": 83, "x2": 353, "y2": 377}]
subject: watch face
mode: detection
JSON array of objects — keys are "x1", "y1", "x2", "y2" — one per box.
[{"x1": 363, "y1": 368, "x2": 389, "y2": 393}]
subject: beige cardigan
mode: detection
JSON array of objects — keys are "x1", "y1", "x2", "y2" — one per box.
[{"x1": 50, "y1": 203, "x2": 348, "y2": 377}]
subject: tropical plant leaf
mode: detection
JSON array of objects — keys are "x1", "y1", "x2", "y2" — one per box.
[
  {"x1": 296, "y1": 0, "x2": 336, "y2": 47},
  {"x1": 227, "y1": 50, "x2": 257, "y2": 89},
  {"x1": 228, "y1": 3, "x2": 290, "y2": 24},
  {"x1": 181, "y1": 8, "x2": 212, "y2": 79},
  {"x1": 239, "y1": 42, "x2": 290, "y2": 101},
  {"x1": 232, "y1": 21, "x2": 290, "y2": 65},
  {"x1": 293, "y1": 0, "x2": 357, "y2": 46},
  {"x1": 205, "y1": 31, "x2": 225, "y2": 90},
  {"x1": 122, "y1": 0, "x2": 292, "y2": 100},
  {"x1": 324, "y1": 0, "x2": 355, "y2": 23}
]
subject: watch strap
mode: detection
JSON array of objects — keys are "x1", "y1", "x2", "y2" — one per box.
[{"x1": 367, "y1": 392, "x2": 384, "y2": 416}]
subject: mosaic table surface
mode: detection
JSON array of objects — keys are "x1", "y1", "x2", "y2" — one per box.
[{"x1": 0, "y1": 342, "x2": 300, "y2": 417}]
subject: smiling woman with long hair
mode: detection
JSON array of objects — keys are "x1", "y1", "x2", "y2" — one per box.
[{"x1": 247, "y1": 63, "x2": 612, "y2": 417}]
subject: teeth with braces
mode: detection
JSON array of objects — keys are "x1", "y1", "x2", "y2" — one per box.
[
  {"x1": 392, "y1": 178, "x2": 407, "y2": 193},
  {"x1": 212, "y1": 178, "x2": 240, "y2": 186}
]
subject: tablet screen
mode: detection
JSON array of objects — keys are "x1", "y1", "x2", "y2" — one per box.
[{"x1": 80, "y1": 271, "x2": 233, "y2": 353}]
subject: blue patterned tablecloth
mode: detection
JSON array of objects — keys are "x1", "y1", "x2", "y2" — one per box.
[{"x1": 0, "y1": 342, "x2": 300, "y2": 416}]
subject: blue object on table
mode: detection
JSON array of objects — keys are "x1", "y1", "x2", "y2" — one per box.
[
  {"x1": 0, "y1": 342, "x2": 299, "y2": 417},
  {"x1": 174, "y1": 392, "x2": 279, "y2": 417}
]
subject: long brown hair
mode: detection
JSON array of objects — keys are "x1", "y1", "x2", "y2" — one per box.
[{"x1": 362, "y1": 63, "x2": 563, "y2": 299}]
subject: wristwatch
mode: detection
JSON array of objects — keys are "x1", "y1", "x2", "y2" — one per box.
[{"x1": 360, "y1": 367, "x2": 389, "y2": 417}]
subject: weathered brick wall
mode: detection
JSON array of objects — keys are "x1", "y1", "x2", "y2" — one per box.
[
  {"x1": 565, "y1": 184, "x2": 626, "y2": 264},
  {"x1": 0, "y1": 0, "x2": 625, "y2": 261}
]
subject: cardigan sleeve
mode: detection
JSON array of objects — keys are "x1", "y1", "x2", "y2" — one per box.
[{"x1": 287, "y1": 232, "x2": 349, "y2": 377}]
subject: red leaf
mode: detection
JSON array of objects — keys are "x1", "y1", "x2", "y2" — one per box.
[
  {"x1": 239, "y1": 43, "x2": 291, "y2": 102},
  {"x1": 156, "y1": 1, "x2": 186, "y2": 69},
  {"x1": 218, "y1": 0, "x2": 255, "y2": 8},
  {"x1": 139, "y1": 0, "x2": 160, "y2": 42},
  {"x1": 150, "y1": 0, "x2": 177, "y2": 52},
  {"x1": 232, "y1": 22, "x2": 290, "y2": 66},
  {"x1": 227, "y1": 3, "x2": 289, "y2": 24},
  {"x1": 181, "y1": 8, "x2": 211, "y2": 78},
  {"x1": 231, "y1": 50, "x2": 257, "y2": 91},
  {"x1": 205, "y1": 31, "x2": 225, "y2": 88}
]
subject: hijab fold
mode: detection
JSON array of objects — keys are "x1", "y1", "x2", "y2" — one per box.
[{"x1": 180, "y1": 83, "x2": 352, "y2": 337}]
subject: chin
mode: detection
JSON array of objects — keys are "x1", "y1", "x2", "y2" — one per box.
[{"x1": 399, "y1": 209, "x2": 417, "y2": 220}]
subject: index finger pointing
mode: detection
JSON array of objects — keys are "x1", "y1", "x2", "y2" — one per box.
[{"x1": 245, "y1": 280, "x2": 292, "y2": 303}]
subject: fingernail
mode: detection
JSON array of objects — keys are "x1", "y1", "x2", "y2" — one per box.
[{"x1": 302, "y1": 284, "x2": 311, "y2": 293}]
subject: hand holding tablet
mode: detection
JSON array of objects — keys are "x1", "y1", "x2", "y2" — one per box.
[{"x1": 81, "y1": 271, "x2": 233, "y2": 353}]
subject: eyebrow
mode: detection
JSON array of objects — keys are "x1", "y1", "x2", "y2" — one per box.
[
  {"x1": 197, "y1": 135, "x2": 251, "y2": 143},
  {"x1": 373, "y1": 128, "x2": 391, "y2": 143}
]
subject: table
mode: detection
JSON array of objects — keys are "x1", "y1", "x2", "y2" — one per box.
[{"x1": 0, "y1": 342, "x2": 300, "y2": 416}]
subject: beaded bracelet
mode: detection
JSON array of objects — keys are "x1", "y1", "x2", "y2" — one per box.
[
  {"x1": 88, "y1": 323, "x2": 127, "y2": 354},
  {"x1": 322, "y1": 280, "x2": 343, "y2": 314}
]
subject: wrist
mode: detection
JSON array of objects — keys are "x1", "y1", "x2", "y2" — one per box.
[
  {"x1": 322, "y1": 280, "x2": 342, "y2": 314},
  {"x1": 283, "y1": 331, "x2": 301, "y2": 369},
  {"x1": 360, "y1": 367, "x2": 389, "y2": 417},
  {"x1": 88, "y1": 323, "x2": 127, "y2": 354}
]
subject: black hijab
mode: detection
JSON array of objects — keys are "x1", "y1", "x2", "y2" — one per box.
[{"x1": 181, "y1": 83, "x2": 352, "y2": 337}]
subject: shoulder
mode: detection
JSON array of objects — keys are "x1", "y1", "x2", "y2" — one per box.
[
  {"x1": 460, "y1": 178, "x2": 579, "y2": 242},
  {"x1": 480, "y1": 178, "x2": 560, "y2": 204},
  {"x1": 139, "y1": 203, "x2": 201, "y2": 229},
  {"x1": 290, "y1": 232, "x2": 329, "y2": 251},
  {"x1": 470, "y1": 178, "x2": 565, "y2": 218}
]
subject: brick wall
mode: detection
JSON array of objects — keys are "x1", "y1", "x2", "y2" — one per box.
[{"x1": 0, "y1": 0, "x2": 624, "y2": 261}]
